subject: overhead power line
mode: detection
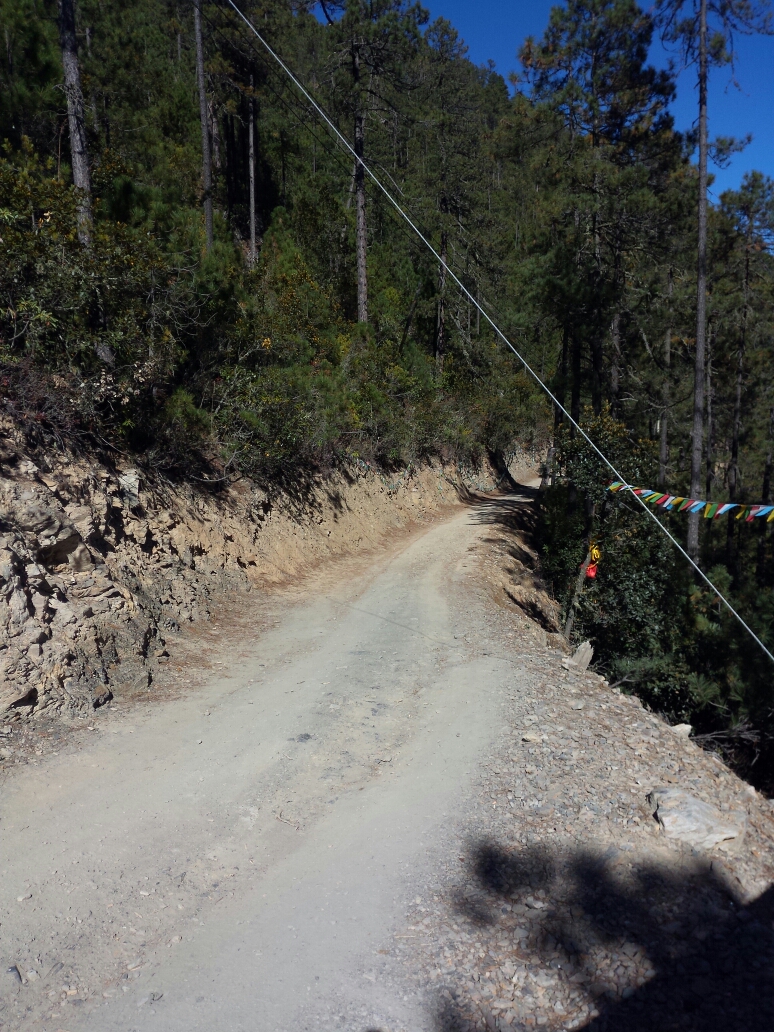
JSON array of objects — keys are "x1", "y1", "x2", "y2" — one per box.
[{"x1": 220, "y1": 0, "x2": 774, "y2": 667}]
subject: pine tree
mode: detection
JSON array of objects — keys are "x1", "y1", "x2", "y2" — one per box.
[
  {"x1": 319, "y1": 0, "x2": 427, "y2": 325},
  {"x1": 58, "y1": 0, "x2": 92, "y2": 243},
  {"x1": 194, "y1": 0, "x2": 214, "y2": 249},
  {"x1": 520, "y1": 0, "x2": 675, "y2": 417},
  {"x1": 656, "y1": 0, "x2": 773, "y2": 559}
]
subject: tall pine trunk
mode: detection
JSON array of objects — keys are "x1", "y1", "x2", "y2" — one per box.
[
  {"x1": 435, "y1": 199, "x2": 448, "y2": 376},
  {"x1": 727, "y1": 332, "x2": 745, "y2": 504},
  {"x1": 58, "y1": 0, "x2": 91, "y2": 245},
  {"x1": 757, "y1": 450, "x2": 772, "y2": 586},
  {"x1": 590, "y1": 333, "x2": 604, "y2": 415},
  {"x1": 589, "y1": 234, "x2": 603, "y2": 416},
  {"x1": 354, "y1": 110, "x2": 368, "y2": 323},
  {"x1": 726, "y1": 345, "x2": 744, "y2": 577},
  {"x1": 352, "y1": 45, "x2": 367, "y2": 324},
  {"x1": 590, "y1": 110, "x2": 604, "y2": 417},
  {"x1": 248, "y1": 73, "x2": 256, "y2": 267},
  {"x1": 570, "y1": 329, "x2": 581, "y2": 434},
  {"x1": 659, "y1": 326, "x2": 672, "y2": 490},
  {"x1": 555, "y1": 325, "x2": 569, "y2": 431},
  {"x1": 687, "y1": 0, "x2": 709, "y2": 561},
  {"x1": 726, "y1": 225, "x2": 752, "y2": 572},
  {"x1": 610, "y1": 311, "x2": 621, "y2": 417},
  {"x1": 705, "y1": 329, "x2": 714, "y2": 501},
  {"x1": 658, "y1": 270, "x2": 673, "y2": 489},
  {"x1": 194, "y1": 0, "x2": 213, "y2": 250}
]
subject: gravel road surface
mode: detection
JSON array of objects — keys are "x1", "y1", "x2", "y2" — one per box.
[
  {"x1": 1, "y1": 494, "x2": 533, "y2": 1031},
  {"x1": 2, "y1": 490, "x2": 773, "y2": 1032}
]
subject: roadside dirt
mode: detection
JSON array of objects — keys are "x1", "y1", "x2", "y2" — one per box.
[{"x1": 1, "y1": 483, "x2": 773, "y2": 1032}]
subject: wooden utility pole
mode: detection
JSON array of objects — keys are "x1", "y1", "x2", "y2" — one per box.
[
  {"x1": 58, "y1": 0, "x2": 92, "y2": 245},
  {"x1": 194, "y1": 0, "x2": 213, "y2": 250},
  {"x1": 564, "y1": 547, "x2": 593, "y2": 641}
]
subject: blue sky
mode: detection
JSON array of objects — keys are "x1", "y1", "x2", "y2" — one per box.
[{"x1": 424, "y1": 0, "x2": 774, "y2": 198}]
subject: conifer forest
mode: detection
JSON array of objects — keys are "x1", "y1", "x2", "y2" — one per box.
[{"x1": 1, "y1": 0, "x2": 774, "y2": 783}]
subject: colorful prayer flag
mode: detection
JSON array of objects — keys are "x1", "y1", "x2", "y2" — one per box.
[{"x1": 604, "y1": 483, "x2": 771, "y2": 525}]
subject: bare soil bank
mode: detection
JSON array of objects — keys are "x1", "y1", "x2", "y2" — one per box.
[{"x1": 0, "y1": 420, "x2": 513, "y2": 725}]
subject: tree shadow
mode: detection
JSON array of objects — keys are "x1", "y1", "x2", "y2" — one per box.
[
  {"x1": 433, "y1": 838, "x2": 774, "y2": 1032},
  {"x1": 460, "y1": 486, "x2": 539, "y2": 516},
  {"x1": 462, "y1": 492, "x2": 561, "y2": 633},
  {"x1": 465, "y1": 493, "x2": 541, "y2": 562}
]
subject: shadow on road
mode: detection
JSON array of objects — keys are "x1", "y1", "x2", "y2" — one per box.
[
  {"x1": 430, "y1": 839, "x2": 774, "y2": 1032},
  {"x1": 467, "y1": 492, "x2": 540, "y2": 560},
  {"x1": 461, "y1": 490, "x2": 561, "y2": 634},
  {"x1": 461, "y1": 486, "x2": 540, "y2": 524}
]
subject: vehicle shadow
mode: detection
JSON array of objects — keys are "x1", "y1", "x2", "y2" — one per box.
[{"x1": 431, "y1": 838, "x2": 774, "y2": 1032}]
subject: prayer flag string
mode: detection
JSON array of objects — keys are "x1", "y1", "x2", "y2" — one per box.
[{"x1": 607, "y1": 483, "x2": 774, "y2": 522}]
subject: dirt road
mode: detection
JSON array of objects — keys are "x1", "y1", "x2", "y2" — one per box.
[
  {"x1": 1, "y1": 491, "x2": 542, "y2": 1031},
  {"x1": 5, "y1": 488, "x2": 774, "y2": 1032}
]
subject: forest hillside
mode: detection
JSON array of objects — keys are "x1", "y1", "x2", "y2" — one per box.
[{"x1": 1, "y1": 0, "x2": 774, "y2": 786}]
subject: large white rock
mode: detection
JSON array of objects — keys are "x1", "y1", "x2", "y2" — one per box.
[
  {"x1": 671, "y1": 723, "x2": 693, "y2": 738},
  {"x1": 118, "y1": 469, "x2": 141, "y2": 508},
  {"x1": 562, "y1": 640, "x2": 593, "y2": 672},
  {"x1": 648, "y1": 786, "x2": 745, "y2": 850}
]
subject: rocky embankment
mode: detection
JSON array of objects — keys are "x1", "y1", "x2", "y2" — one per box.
[{"x1": 0, "y1": 423, "x2": 503, "y2": 724}]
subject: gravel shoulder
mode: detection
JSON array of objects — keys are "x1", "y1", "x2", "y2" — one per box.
[{"x1": 1, "y1": 487, "x2": 773, "y2": 1032}]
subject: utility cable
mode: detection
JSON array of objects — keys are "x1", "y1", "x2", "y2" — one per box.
[{"x1": 221, "y1": 0, "x2": 774, "y2": 667}]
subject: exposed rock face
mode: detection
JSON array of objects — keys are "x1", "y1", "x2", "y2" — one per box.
[
  {"x1": 1, "y1": 426, "x2": 501, "y2": 722},
  {"x1": 1, "y1": 462, "x2": 165, "y2": 718}
]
